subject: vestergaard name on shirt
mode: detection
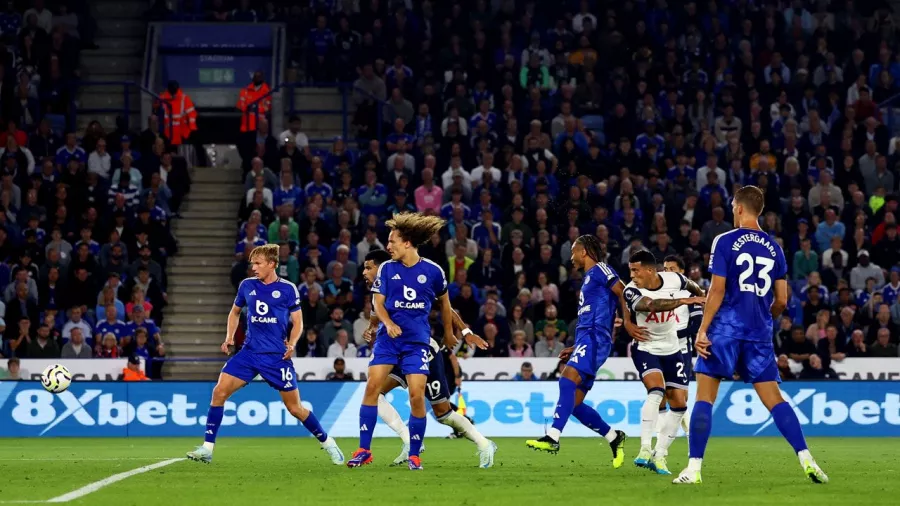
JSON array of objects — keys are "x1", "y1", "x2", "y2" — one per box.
[{"x1": 731, "y1": 232, "x2": 777, "y2": 257}]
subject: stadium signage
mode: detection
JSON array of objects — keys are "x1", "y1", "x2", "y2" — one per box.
[
  {"x1": 289, "y1": 358, "x2": 900, "y2": 381},
  {"x1": 0, "y1": 358, "x2": 138, "y2": 381},
  {"x1": 1, "y1": 382, "x2": 897, "y2": 438}
]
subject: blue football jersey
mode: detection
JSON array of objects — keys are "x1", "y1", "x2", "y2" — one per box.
[
  {"x1": 574, "y1": 262, "x2": 620, "y2": 342},
  {"x1": 372, "y1": 258, "x2": 447, "y2": 345},
  {"x1": 708, "y1": 228, "x2": 788, "y2": 342},
  {"x1": 234, "y1": 277, "x2": 302, "y2": 353}
]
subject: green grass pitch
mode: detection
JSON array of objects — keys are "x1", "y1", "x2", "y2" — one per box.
[{"x1": 0, "y1": 437, "x2": 897, "y2": 505}]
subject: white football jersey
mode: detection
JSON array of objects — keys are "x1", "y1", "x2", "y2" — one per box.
[{"x1": 623, "y1": 271, "x2": 687, "y2": 356}]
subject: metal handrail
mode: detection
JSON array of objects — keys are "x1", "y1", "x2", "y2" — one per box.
[{"x1": 72, "y1": 80, "x2": 172, "y2": 134}]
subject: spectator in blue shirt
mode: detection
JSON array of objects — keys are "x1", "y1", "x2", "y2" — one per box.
[
  {"x1": 357, "y1": 169, "x2": 388, "y2": 217},
  {"x1": 699, "y1": 170, "x2": 727, "y2": 206},
  {"x1": 303, "y1": 167, "x2": 333, "y2": 204},
  {"x1": 471, "y1": 209, "x2": 501, "y2": 252},
  {"x1": 94, "y1": 304, "x2": 127, "y2": 346},
  {"x1": 513, "y1": 361, "x2": 538, "y2": 381},
  {"x1": 126, "y1": 305, "x2": 161, "y2": 347},
  {"x1": 273, "y1": 169, "x2": 304, "y2": 209},
  {"x1": 634, "y1": 120, "x2": 665, "y2": 156},
  {"x1": 54, "y1": 132, "x2": 86, "y2": 170},
  {"x1": 385, "y1": 119, "x2": 414, "y2": 153},
  {"x1": 815, "y1": 209, "x2": 846, "y2": 251},
  {"x1": 385, "y1": 188, "x2": 416, "y2": 217}
]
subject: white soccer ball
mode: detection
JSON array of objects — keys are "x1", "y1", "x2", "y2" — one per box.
[{"x1": 41, "y1": 364, "x2": 72, "y2": 393}]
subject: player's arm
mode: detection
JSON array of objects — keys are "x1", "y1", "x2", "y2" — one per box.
[
  {"x1": 363, "y1": 311, "x2": 380, "y2": 343},
  {"x1": 451, "y1": 308, "x2": 488, "y2": 350},
  {"x1": 223, "y1": 304, "x2": 242, "y2": 355},
  {"x1": 438, "y1": 291, "x2": 457, "y2": 348},
  {"x1": 612, "y1": 280, "x2": 648, "y2": 341},
  {"x1": 633, "y1": 295, "x2": 706, "y2": 312},
  {"x1": 373, "y1": 293, "x2": 402, "y2": 337},
  {"x1": 285, "y1": 308, "x2": 303, "y2": 360},
  {"x1": 683, "y1": 277, "x2": 706, "y2": 297},
  {"x1": 695, "y1": 274, "x2": 726, "y2": 358},
  {"x1": 771, "y1": 277, "x2": 788, "y2": 319}
]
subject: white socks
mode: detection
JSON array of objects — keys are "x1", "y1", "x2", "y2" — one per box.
[
  {"x1": 377, "y1": 394, "x2": 410, "y2": 444},
  {"x1": 603, "y1": 428, "x2": 618, "y2": 443},
  {"x1": 641, "y1": 390, "x2": 665, "y2": 449},
  {"x1": 797, "y1": 449, "x2": 813, "y2": 464},
  {"x1": 441, "y1": 411, "x2": 491, "y2": 449},
  {"x1": 653, "y1": 409, "x2": 686, "y2": 457},
  {"x1": 202, "y1": 442, "x2": 215, "y2": 451},
  {"x1": 547, "y1": 428, "x2": 561, "y2": 442},
  {"x1": 688, "y1": 457, "x2": 703, "y2": 472},
  {"x1": 655, "y1": 408, "x2": 667, "y2": 433}
]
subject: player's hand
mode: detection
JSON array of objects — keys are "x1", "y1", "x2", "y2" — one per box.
[
  {"x1": 695, "y1": 330, "x2": 711, "y2": 359},
  {"x1": 558, "y1": 346, "x2": 574, "y2": 361},
  {"x1": 282, "y1": 341, "x2": 295, "y2": 360},
  {"x1": 684, "y1": 296, "x2": 707, "y2": 305},
  {"x1": 464, "y1": 332, "x2": 488, "y2": 350},
  {"x1": 614, "y1": 317, "x2": 623, "y2": 328},
  {"x1": 363, "y1": 325, "x2": 377, "y2": 343},
  {"x1": 386, "y1": 322, "x2": 403, "y2": 338},
  {"x1": 221, "y1": 338, "x2": 235, "y2": 355},
  {"x1": 445, "y1": 330, "x2": 459, "y2": 349},
  {"x1": 624, "y1": 319, "x2": 649, "y2": 342}
]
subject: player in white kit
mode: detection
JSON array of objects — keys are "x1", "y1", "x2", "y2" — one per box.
[{"x1": 623, "y1": 251, "x2": 706, "y2": 475}]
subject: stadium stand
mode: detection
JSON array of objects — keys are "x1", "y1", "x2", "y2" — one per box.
[{"x1": 7, "y1": 0, "x2": 900, "y2": 381}]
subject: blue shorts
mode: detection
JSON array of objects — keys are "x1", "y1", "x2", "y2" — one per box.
[
  {"x1": 389, "y1": 349, "x2": 451, "y2": 405},
  {"x1": 694, "y1": 335, "x2": 780, "y2": 384},
  {"x1": 222, "y1": 349, "x2": 298, "y2": 391},
  {"x1": 630, "y1": 341, "x2": 690, "y2": 389},
  {"x1": 370, "y1": 337, "x2": 431, "y2": 376},
  {"x1": 681, "y1": 344, "x2": 693, "y2": 381},
  {"x1": 566, "y1": 335, "x2": 612, "y2": 393}
]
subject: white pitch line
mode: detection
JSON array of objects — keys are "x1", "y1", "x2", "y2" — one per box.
[
  {"x1": 0, "y1": 458, "x2": 174, "y2": 462},
  {"x1": 8, "y1": 458, "x2": 187, "y2": 504}
]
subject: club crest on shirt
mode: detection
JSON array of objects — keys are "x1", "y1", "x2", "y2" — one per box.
[
  {"x1": 584, "y1": 275, "x2": 590, "y2": 285},
  {"x1": 272, "y1": 290, "x2": 281, "y2": 299},
  {"x1": 417, "y1": 274, "x2": 427, "y2": 284}
]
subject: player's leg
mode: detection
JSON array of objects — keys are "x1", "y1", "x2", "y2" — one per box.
[
  {"x1": 570, "y1": 381, "x2": 628, "y2": 468},
  {"x1": 186, "y1": 354, "x2": 252, "y2": 463},
  {"x1": 651, "y1": 387, "x2": 687, "y2": 476},
  {"x1": 673, "y1": 336, "x2": 739, "y2": 484},
  {"x1": 656, "y1": 395, "x2": 668, "y2": 435},
  {"x1": 279, "y1": 387, "x2": 345, "y2": 464},
  {"x1": 378, "y1": 371, "x2": 411, "y2": 446},
  {"x1": 430, "y1": 356, "x2": 496, "y2": 467},
  {"x1": 525, "y1": 363, "x2": 580, "y2": 454},
  {"x1": 746, "y1": 342, "x2": 828, "y2": 483},
  {"x1": 347, "y1": 363, "x2": 393, "y2": 467},
  {"x1": 632, "y1": 343, "x2": 666, "y2": 467},
  {"x1": 404, "y1": 371, "x2": 428, "y2": 470}
]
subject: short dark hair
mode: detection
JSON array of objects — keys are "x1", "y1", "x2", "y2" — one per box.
[
  {"x1": 629, "y1": 250, "x2": 658, "y2": 266},
  {"x1": 663, "y1": 255, "x2": 685, "y2": 270},
  {"x1": 365, "y1": 249, "x2": 391, "y2": 265}
]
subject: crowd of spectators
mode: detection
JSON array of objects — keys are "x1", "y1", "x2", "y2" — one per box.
[
  {"x1": 0, "y1": 1, "x2": 187, "y2": 378},
  {"x1": 222, "y1": 1, "x2": 900, "y2": 381}
]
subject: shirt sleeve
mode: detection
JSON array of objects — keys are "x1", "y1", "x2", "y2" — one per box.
[
  {"x1": 288, "y1": 281, "x2": 302, "y2": 313},
  {"x1": 709, "y1": 233, "x2": 729, "y2": 277},
  {"x1": 676, "y1": 272, "x2": 688, "y2": 290},
  {"x1": 598, "y1": 262, "x2": 619, "y2": 288},
  {"x1": 623, "y1": 286, "x2": 644, "y2": 313},
  {"x1": 433, "y1": 264, "x2": 448, "y2": 297},
  {"x1": 773, "y1": 241, "x2": 789, "y2": 280},
  {"x1": 234, "y1": 279, "x2": 248, "y2": 308},
  {"x1": 371, "y1": 263, "x2": 386, "y2": 294}
]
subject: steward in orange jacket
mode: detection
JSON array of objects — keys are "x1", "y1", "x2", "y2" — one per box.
[
  {"x1": 156, "y1": 81, "x2": 197, "y2": 146},
  {"x1": 123, "y1": 356, "x2": 149, "y2": 381},
  {"x1": 237, "y1": 71, "x2": 271, "y2": 132}
]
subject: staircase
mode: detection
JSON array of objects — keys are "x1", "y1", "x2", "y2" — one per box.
[
  {"x1": 291, "y1": 87, "x2": 352, "y2": 148},
  {"x1": 161, "y1": 167, "x2": 243, "y2": 379},
  {"x1": 77, "y1": 0, "x2": 147, "y2": 132}
]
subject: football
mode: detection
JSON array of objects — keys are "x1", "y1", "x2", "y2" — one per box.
[{"x1": 41, "y1": 364, "x2": 72, "y2": 394}]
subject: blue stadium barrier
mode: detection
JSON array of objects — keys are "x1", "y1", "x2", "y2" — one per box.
[{"x1": 1, "y1": 381, "x2": 897, "y2": 438}]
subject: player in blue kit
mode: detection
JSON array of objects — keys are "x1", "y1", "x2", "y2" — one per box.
[
  {"x1": 525, "y1": 235, "x2": 628, "y2": 467},
  {"x1": 360, "y1": 249, "x2": 497, "y2": 468},
  {"x1": 186, "y1": 244, "x2": 345, "y2": 465},
  {"x1": 673, "y1": 186, "x2": 828, "y2": 485},
  {"x1": 347, "y1": 213, "x2": 455, "y2": 471}
]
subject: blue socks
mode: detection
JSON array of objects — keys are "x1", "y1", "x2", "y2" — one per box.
[
  {"x1": 771, "y1": 401, "x2": 809, "y2": 453},
  {"x1": 302, "y1": 411, "x2": 328, "y2": 442},
  {"x1": 572, "y1": 403, "x2": 612, "y2": 437},
  {"x1": 408, "y1": 415, "x2": 426, "y2": 457},
  {"x1": 550, "y1": 377, "x2": 578, "y2": 435},
  {"x1": 688, "y1": 400, "x2": 713, "y2": 459},
  {"x1": 359, "y1": 404, "x2": 377, "y2": 450},
  {"x1": 204, "y1": 405, "x2": 224, "y2": 444}
]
